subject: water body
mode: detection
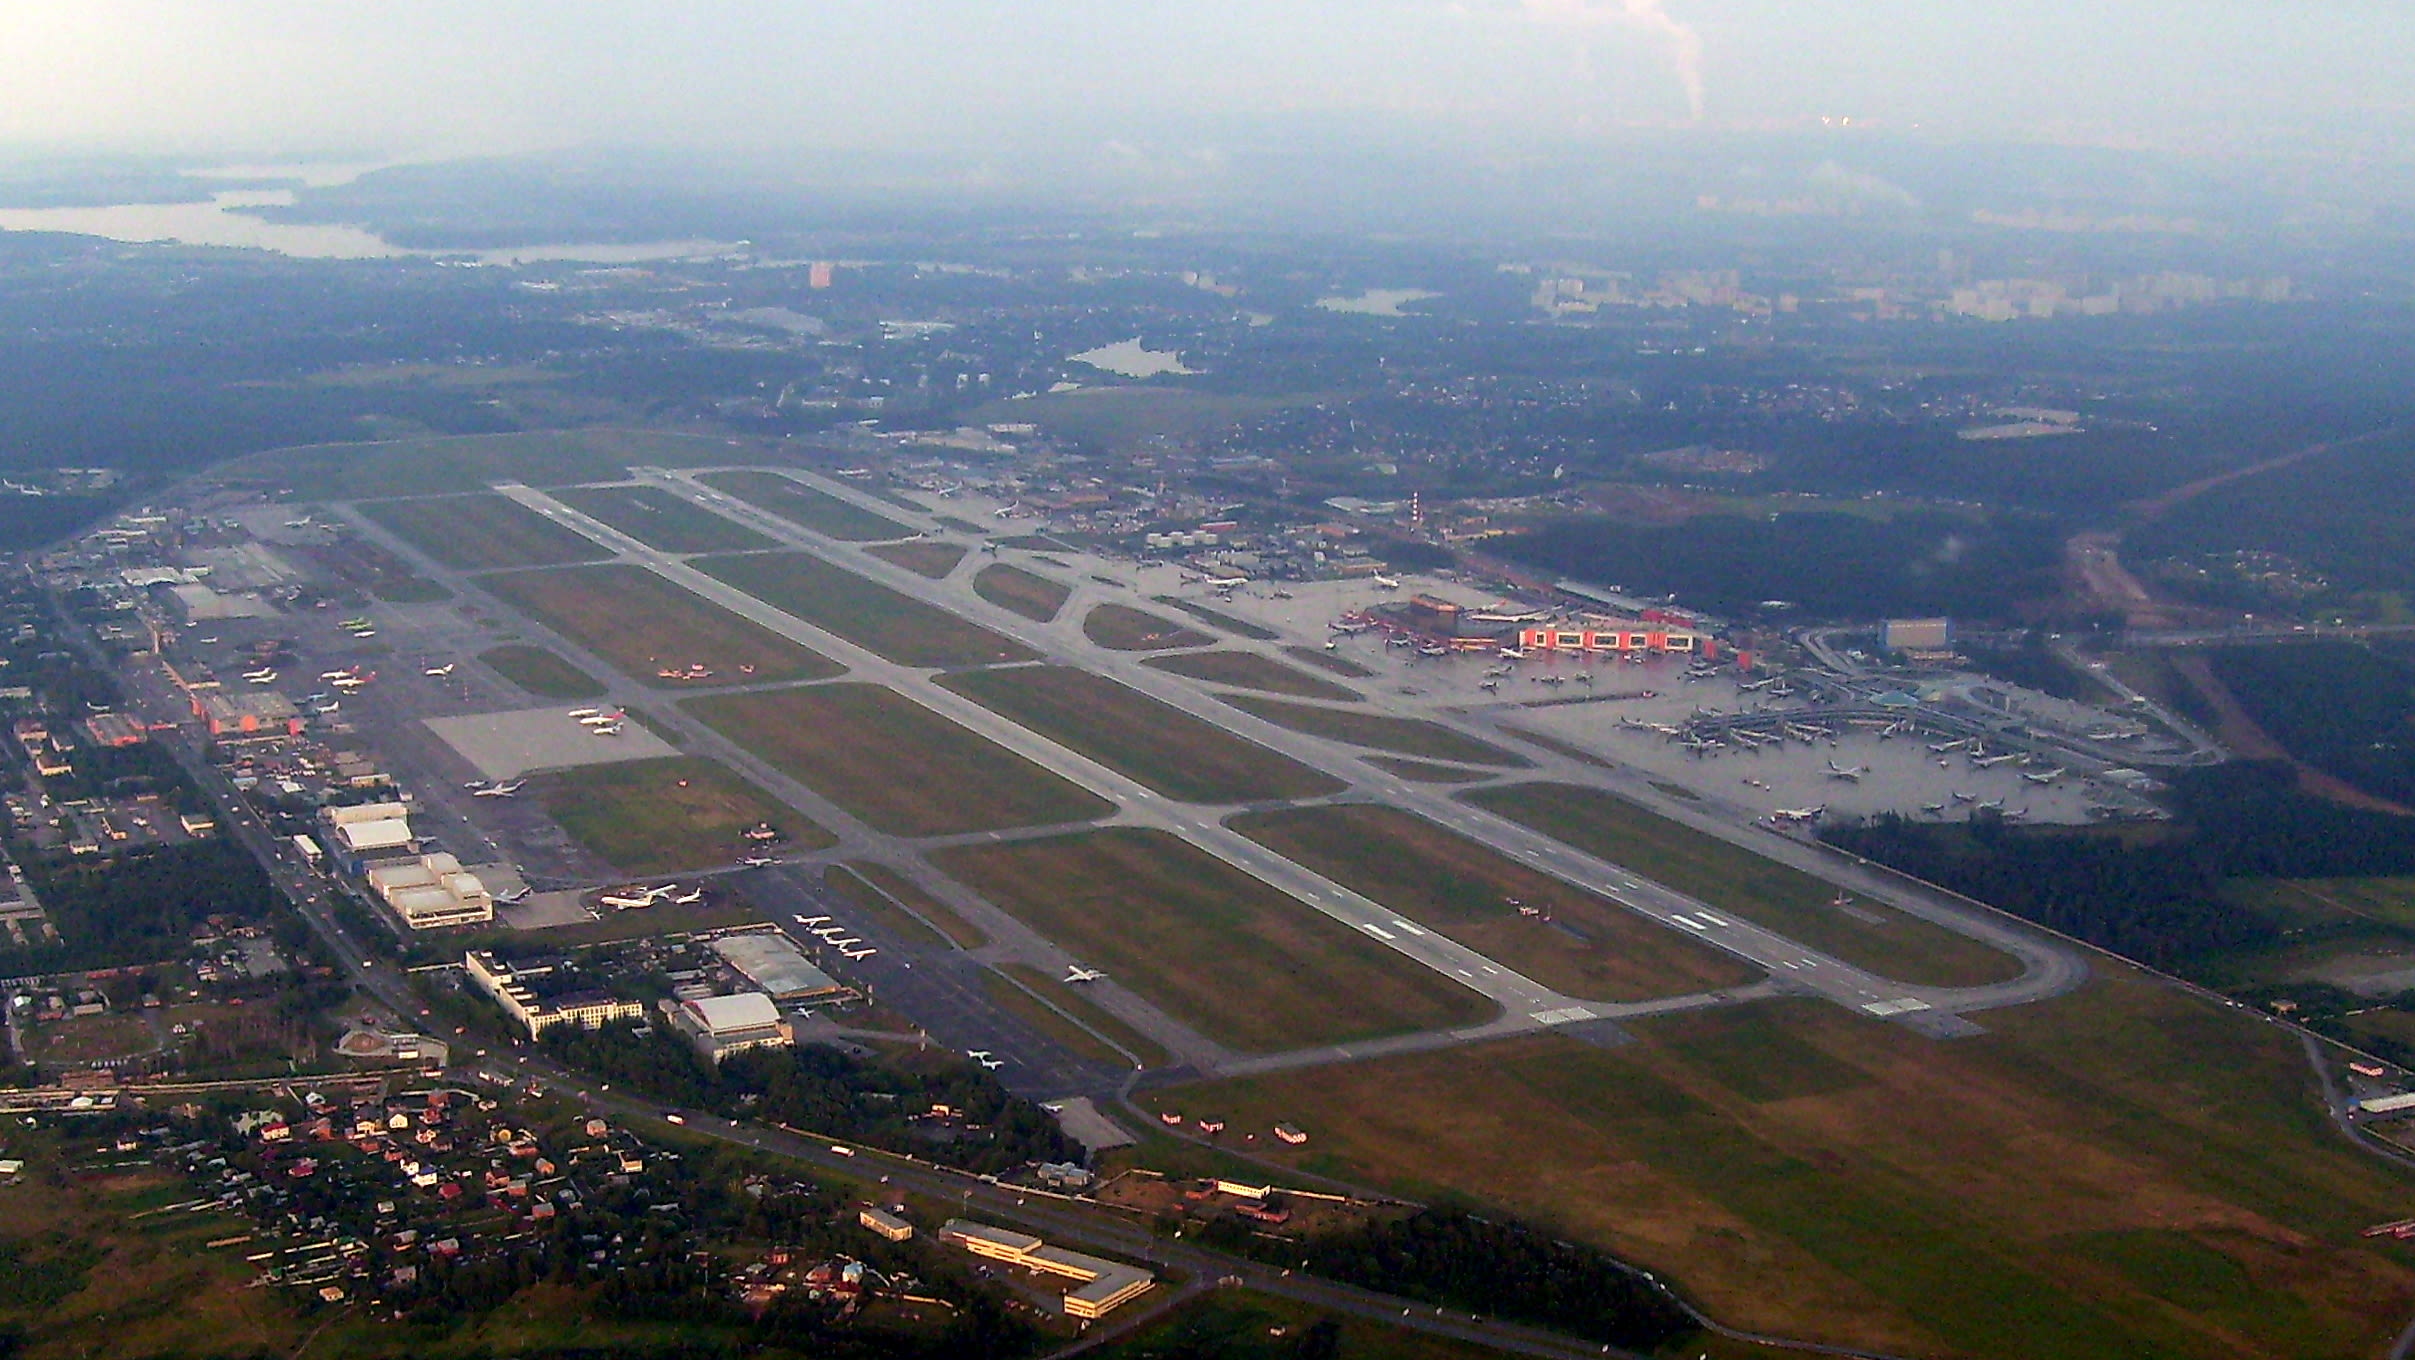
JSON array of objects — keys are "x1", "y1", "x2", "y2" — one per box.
[
  {"x1": 1317, "y1": 288, "x2": 1440, "y2": 316},
  {"x1": 1069, "y1": 338, "x2": 1197, "y2": 378},
  {"x1": 0, "y1": 175, "x2": 735, "y2": 265}
]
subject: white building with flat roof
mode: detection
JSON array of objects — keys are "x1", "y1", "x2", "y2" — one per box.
[
  {"x1": 937, "y1": 1220, "x2": 1153, "y2": 1320},
  {"x1": 672, "y1": 991, "x2": 792, "y2": 1062}
]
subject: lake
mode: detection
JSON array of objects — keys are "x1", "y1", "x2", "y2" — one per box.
[{"x1": 1069, "y1": 338, "x2": 1197, "y2": 378}]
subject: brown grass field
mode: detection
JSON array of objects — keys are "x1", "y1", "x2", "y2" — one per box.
[
  {"x1": 972, "y1": 563, "x2": 1072, "y2": 621},
  {"x1": 940, "y1": 666, "x2": 1347, "y2": 803},
  {"x1": 1144, "y1": 650, "x2": 1361, "y2": 701},
  {"x1": 687, "y1": 684, "x2": 1112, "y2": 835},
  {"x1": 821, "y1": 865, "x2": 951, "y2": 948},
  {"x1": 1083, "y1": 603, "x2": 1214, "y2": 650},
  {"x1": 700, "y1": 551, "x2": 1037, "y2": 667},
  {"x1": 1140, "y1": 973, "x2": 2415, "y2": 1360},
  {"x1": 481, "y1": 563, "x2": 844, "y2": 686},
  {"x1": 998, "y1": 961, "x2": 1172, "y2": 1068},
  {"x1": 357, "y1": 492, "x2": 611, "y2": 570},
  {"x1": 240, "y1": 427, "x2": 772, "y2": 500},
  {"x1": 1466, "y1": 782, "x2": 2021, "y2": 988},
  {"x1": 1286, "y1": 644, "x2": 1376, "y2": 678},
  {"x1": 551, "y1": 483, "x2": 777, "y2": 553},
  {"x1": 931, "y1": 828, "x2": 1495, "y2": 1051},
  {"x1": 1154, "y1": 596, "x2": 1281, "y2": 640},
  {"x1": 1231, "y1": 805, "x2": 1764, "y2": 1001},
  {"x1": 865, "y1": 540, "x2": 968, "y2": 579},
  {"x1": 533, "y1": 755, "x2": 829, "y2": 874},
  {"x1": 1222, "y1": 695, "x2": 1532, "y2": 768},
  {"x1": 700, "y1": 469, "x2": 913, "y2": 541}
]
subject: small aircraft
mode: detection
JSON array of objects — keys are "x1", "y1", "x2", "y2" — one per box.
[
  {"x1": 1063, "y1": 966, "x2": 1107, "y2": 984},
  {"x1": 423, "y1": 662, "x2": 456, "y2": 677}
]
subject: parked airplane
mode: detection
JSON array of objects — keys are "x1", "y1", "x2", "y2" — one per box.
[
  {"x1": 1496, "y1": 647, "x2": 1527, "y2": 660},
  {"x1": 666, "y1": 886, "x2": 703, "y2": 905},
  {"x1": 965, "y1": 1050, "x2": 993, "y2": 1061},
  {"x1": 423, "y1": 663, "x2": 456, "y2": 677},
  {"x1": 590, "y1": 723, "x2": 623, "y2": 736},
  {"x1": 1772, "y1": 805, "x2": 1827, "y2": 823},
  {"x1": 471, "y1": 781, "x2": 524, "y2": 798},
  {"x1": 599, "y1": 885, "x2": 672, "y2": 910},
  {"x1": 1202, "y1": 575, "x2": 1249, "y2": 589},
  {"x1": 1825, "y1": 761, "x2": 1867, "y2": 781},
  {"x1": 242, "y1": 669, "x2": 278, "y2": 684},
  {"x1": 566, "y1": 708, "x2": 601, "y2": 719},
  {"x1": 1372, "y1": 575, "x2": 1401, "y2": 590},
  {"x1": 840, "y1": 947, "x2": 877, "y2": 961},
  {"x1": 796, "y1": 915, "x2": 831, "y2": 927},
  {"x1": 2022, "y1": 767, "x2": 2066, "y2": 785},
  {"x1": 1063, "y1": 966, "x2": 1107, "y2": 984},
  {"x1": 829, "y1": 938, "x2": 861, "y2": 950},
  {"x1": 497, "y1": 887, "x2": 532, "y2": 904},
  {"x1": 1951, "y1": 790, "x2": 1979, "y2": 803},
  {"x1": 976, "y1": 1056, "x2": 1004, "y2": 1070},
  {"x1": 739, "y1": 855, "x2": 779, "y2": 867}
]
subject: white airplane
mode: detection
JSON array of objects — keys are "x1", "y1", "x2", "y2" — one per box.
[
  {"x1": 578, "y1": 711, "x2": 625, "y2": 726},
  {"x1": 829, "y1": 937, "x2": 861, "y2": 950},
  {"x1": 598, "y1": 885, "x2": 671, "y2": 910},
  {"x1": 1497, "y1": 647, "x2": 1526, "y2": 660},
  {"x1": 2022, "y1": 767, "x2": 2066, "y2": 785},
  {"x1": 1825, "y1": 761, "x2": 1866, "y2": 781},
  {"x1": 566, "y1": 708, "x2": 601, "y2": 719},
  {"x1": 242, "y1": 669, "x2": 278, "y2": 684},
  {"x1": 1203, "y1": 575, "x2": 1248, "y2": 589},
  {"x1": 1063, "y1": 966, "x2": 1107, "y2": 984},
  {"x1": 812, "y1": 926, "x2": 847, "y2": 939},
  {"x1": 1772, "y1": 805, "x2": 1827, "y2": 823},
  {"x1": 320, "y1": 669, "x2": 355, "y2": 681},
  {"x1": 965, "y1": 1050, "x2": 992, "y2": 1061},
  {"x1": 796, "y1": 915, "x2": 831, "y2": 927},
  {"x1": 497, "y1": 887, "x2": 532, "y2": 904},
  {"x1": 740, "y1": 855, "x2": 779, "y2": 867},
  {"x1": 423, "y1": 663, "x2": 455, "y2": 677},
  {"x1": 471, "y1": 781, "x2": 524, "y2": 798},
  {"x1": 1972, "y1": 752, "x2": 2020, "y2": 768},
  {"x1": 666, "y1": 886, "x2": 703, "y2": 905},
  {"x1": 1372, "y1": 574, "x2": 1401, "y2": 590},
  {"x1": 976, "y1": 1057, "x2": 1004, "y2": 1070},
  {"x1": 590, "y1": 723, "x2": 624, "y2": 736},
  {"x1": 841, "y1": 947, "x2": 878, "y2": 961},
  {"x1": 463, "y1": 780, "x2": 489, "y2": 791}
]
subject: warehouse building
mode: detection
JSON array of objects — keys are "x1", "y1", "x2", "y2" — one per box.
[
  {"x1": 670, "y1": 992, "x2": 792, "y2": 1062},
  {"x1": 711, "y1": 932, "x2": 850, "y2": 1003},
  {"x1": 937, "y1": 1220, "x2": 1153, "y2": 1319},
  {"x1": 366, "y1": 853, "x2": 493, "y2": 930}
]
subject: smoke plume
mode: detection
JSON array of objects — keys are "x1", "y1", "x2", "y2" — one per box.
[{"x1": 1523, "y1": 0, "x2": 1705, "y2": 122}]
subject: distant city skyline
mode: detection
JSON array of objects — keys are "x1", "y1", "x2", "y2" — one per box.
[{"x1": 1, "y1": 0, "x2": 2407, "y2": 170}]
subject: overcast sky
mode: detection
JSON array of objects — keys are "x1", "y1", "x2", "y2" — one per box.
[{"x1": 2, "y1": 1, "x2": 2407, "y2": 164}]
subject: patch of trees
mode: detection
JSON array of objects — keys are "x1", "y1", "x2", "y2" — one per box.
[
  {"x1": 2206, "y1": 642, "x2": 2415, "y2": 808},
  {"x1": 1826, "y1": 762, "x2": 2415, "y2": 970},
  {"x1": 1290, "y1": 1208, "x2": 1694, "y2": 1352},
  {"x1": 541, "y1": 1022, "x2": 1077, "y2": 1174},
  {"x1": 0, "y1": 839, "x2": 278, "y2": 974},
  {"x1": 51, "y1": 740, "x2": 201, "y2": 813},
  {"x1": 1497, "y1": 509, "x2": 2061, "y2": 621}
]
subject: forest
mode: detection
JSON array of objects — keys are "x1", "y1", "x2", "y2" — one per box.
[
  {"x1": 3, "y1": 838, "x2": 278, "y2": 974},
  {"x1": 2204, "y1": 641, "x2": 2415, "y2": 808},
  {"x1": 540, "y1": 1021, "x2": 1078, "y2": 1175}
]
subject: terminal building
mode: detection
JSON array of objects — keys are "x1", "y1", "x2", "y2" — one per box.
[
  {"x1": 194, "y1": 689, "x2": 304, "y2": 738},
  {"x1": 669, "y1": 992, "x2": 793, "y2": 1062},
  {"x1": 937, "y1": 1220, "x2": 1153, "y2": 1320},
  {"x1": 464, "y1": 950, "x2": 644, "y2": 1037}
]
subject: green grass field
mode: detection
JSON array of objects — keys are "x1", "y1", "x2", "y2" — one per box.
[
  {"x1": 1465, "y1": 783, "x2": 2022, "y2": 988},
  {"x1": 940, "y1": 666, "x2": 1347, "y2": 803},
  {"x1": 700, "y1": 469, "x2": 914, "y2": 541},
  {"x1": 687, "y1": 684, "x2": 1112, "y2": 836},
  {"x1": 1233, "y1": 805, "x2": 1764, "y2": 1002},
  {"x1": 477, "y1": 643, "x2": 606, "y2": 699},
  {"x1": 1139, "y1": 973, "x2": 2415, "y2": 1360},
  {"x1": 1287, "y1": 644, "x2": 1376, "y2": 678},
  {"x1": 1144, "y1": 649, "x2": 1361, "y2": 701},
  {"x1": 931, "y1": 828, "x2": 1494, "y2": 1052},
  {"x1": 357, "y1": 492, "x2": 612, "y2": 570},
  {"x1": 971, "y1": 563, "x2": 1072, "y2": 621},
  {"x1": 534, "y1": 755, "x2": 830, "y2": 874},
  {"x1": 1086, "y1": 1291, "x2": 1530, "y2": 1360},
  {"x1": 482, "y1": 562, "x2": 844, "y2": 686},
  {"x1": 821, "y1": 865, "x2": 951, "y2": 949},
  {"x1": 700, "y1": 551, "x2": 1037, "y2": 667},
  {"x1": 2229, "y1": 876, "x2": 2415, "y2": 932},
  {"x1": 1083, "y1": 603, "x2": 1214, "y2": 650},
  {"x1": 1155, "y1": 595, "x2": 1281, "y2": 640},
  {"x1": 1223, "y1": 696, "x2": 1532, "y2": 768},
  {"x1": 238, "y1": 427, "x2": 769, "y2": 500},
  {"x1": 551, "y1": 483, "x2": 777, "y2": 553},
  {"x1": 998, "y1": 961, "x2": 1171, "y2": 1068},
  {"x1": 865, "y1": 540, "x2": 968, "y2": 579}
]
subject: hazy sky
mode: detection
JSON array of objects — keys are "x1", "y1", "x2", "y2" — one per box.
[{"x1": 2, "y1": 1, "x2": 2407, "y2": 162}]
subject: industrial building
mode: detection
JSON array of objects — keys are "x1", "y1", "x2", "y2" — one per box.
[
  {"x1": 464, "y1": 950, "x2": 643, "y2": 1036},
  {"x1": 670, "y1": 992, "x2": 792, "y2": 1062},
  {"x1": 317, "y1": 801, "x2": 415, "y2": 874},
  {"x1": 858, "y1": 1207, "x2": 914, "y2": 1242},
  {"x1": 936, "y1": 1220, "x2": 1153, "y2": 1320},
  {"x1": 193, "y1": 689, "x2": 304, "y2": 738},
  {"x1": 711, "y1": 932, "x2": 850, "y2": 1003},
  {"x1": 366, "y1": 853, "x2": 494, "y2": 930}
]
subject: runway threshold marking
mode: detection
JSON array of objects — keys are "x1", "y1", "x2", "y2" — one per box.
[{"x1": 1529, "y1": 1006, "x2": 1598, "y2": 1026}]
